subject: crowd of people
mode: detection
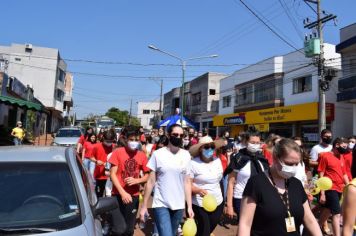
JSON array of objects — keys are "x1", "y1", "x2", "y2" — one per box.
[{"x1": 75, "y1": 124, "x2": 356, "y2": 236}]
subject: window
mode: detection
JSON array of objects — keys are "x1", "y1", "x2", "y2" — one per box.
[
  {"x1": 56, "y1": 89, "x2": 64, "y2": 101},
  {"x1": 192, "y1": 92, "x2": 201, "y2": 105},
  {"x1": 143, "y1": 109, "x2": 150, "y2": 114},
  {"x1": 15, "y1": 58, "x2": 21, "y2": 61},
  {"x1": 293, "y1": 76, "x2": 312, "y2": 94},
  {"x1": 222, "y1": 95, "x2": 231, "y2": 108},
  {"x1": 235, "y1": 85, "x2": 253, "y2": 106},
  {"x1": 58, "y1": 69, "x2": 65, "y2": 82},
  {"x1": 254, "y1": 80, "x2": 277, "y2": 103},
  {"x1": 209, "y1": 89, "x2": 216, "y2": 95}
]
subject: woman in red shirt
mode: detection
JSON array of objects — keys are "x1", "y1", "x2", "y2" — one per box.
[{"x1": 82, "y1": 133, "x2": 97, "y2": 178}]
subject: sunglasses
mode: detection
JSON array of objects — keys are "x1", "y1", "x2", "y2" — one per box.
[
  {"x1": 171, "y1": 133, "x2": 184, "y2": 138},
  {"x1": 202, "y1": 143, "x2": 215, "y2": 150}
]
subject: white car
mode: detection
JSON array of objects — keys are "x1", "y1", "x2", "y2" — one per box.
[{"x1": 0, "y1": 146, "x2": 118, "y2": 235}]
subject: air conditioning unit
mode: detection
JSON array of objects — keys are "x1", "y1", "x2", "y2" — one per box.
[{"x1": 25, "y1": 44, "x2": 33, "y2": 52}]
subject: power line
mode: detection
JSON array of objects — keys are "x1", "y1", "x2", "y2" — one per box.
[
  {"x1": 278, "y1": 0, "x2": 305, "y2": 40},
  {"x1": 239, "y1": 0, "x2": 303, "y2": 54}
]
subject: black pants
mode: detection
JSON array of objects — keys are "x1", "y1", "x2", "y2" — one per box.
[
  {"x1": 192, "y1": 202, "x2": 224, "y2": 236},
  {"x1": 95, "y1": 179, "x2": 107, "y2": 198},
  {"x1": 110, "y1": 195, "x2": 139, "y2": 236}
]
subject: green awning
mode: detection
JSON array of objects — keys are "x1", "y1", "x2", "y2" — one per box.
[{"x1": 0, "y1": 95, "x2": 42, "y2": 111}]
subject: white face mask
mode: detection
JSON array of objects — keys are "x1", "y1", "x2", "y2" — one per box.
[
  {"x1": 183, "y1": 140, "x2": 190, "y2": 146},
  {"x1": 128, "y1": 141, "x2": 139, "y2": 150},
  {"x1": 348, "y1": 142, "x2": 355, "y2": 150},
  {"x1": 247, "y1": 143, "x2": 261, "y2": 153},
  {"x1": 278, "y1": 160, "x2": 297, "y2": 179}
]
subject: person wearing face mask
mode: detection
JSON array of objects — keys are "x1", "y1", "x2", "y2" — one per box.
[
  {"x1": 238, "y1": 138, "x2": 322, "y2": 236},
  {"x1": 188, "y1": 136, "x2": 225, "y2": 236},
  {"x1": 318, "y1": 137, "x2": 350, "y2": 236},
  {"x1": 309, "y1": 129, "x2": 333, "y2": 169},
  {"x1": 108, "y1": 128, "x2": 150, "y2": 236},
  {"x1": 140, "y1": 124, "x2": 194, "y2": 236},
  {"x1": 91, "y1": 129, "x2": 116, "y2": 198},
  {"x1": 224, "y1": 128, "x2": 269, "y2": 220}
]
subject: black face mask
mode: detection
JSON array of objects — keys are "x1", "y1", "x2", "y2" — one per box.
[
  {"x1": 169, "y1": 136, "x2": 183, "y2": 147},
  {"x1": 322, "y1": 137, "x2": 332, "y2": 145},
  {"x1": 337, "y1": 147, "x2": 348, "y2": 154}
]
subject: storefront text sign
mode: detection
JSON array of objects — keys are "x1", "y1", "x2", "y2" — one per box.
[{"x1": 223, "y1": 116, "x2": 245, "y2": 125}]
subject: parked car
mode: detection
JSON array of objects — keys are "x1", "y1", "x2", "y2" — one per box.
[
  {"x1": 0, "y1": 146, "x2": 118, "y2": 235},
  {"x1": 52, "y1": 127, "x2": 83, "y2": 147}
]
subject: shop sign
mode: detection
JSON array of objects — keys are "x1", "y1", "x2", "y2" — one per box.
[
  {"x1": 223, "y1": 116, "x2": 245, "y2": 125},
  {"x1": 246, "y1": 103, "x2": 318, "y2": 124},
  {"x1": 254, "y1": 123, "x2": 269, "y2": 132}
]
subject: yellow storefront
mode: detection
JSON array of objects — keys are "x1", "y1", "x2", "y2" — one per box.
[{"x1": 213, "y1": 102, "x2": 332, "y2": 141}]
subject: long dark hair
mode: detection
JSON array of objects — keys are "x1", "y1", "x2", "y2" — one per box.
[{"x1": 84, "y1": 127, "x2": 94, "y2": 141}]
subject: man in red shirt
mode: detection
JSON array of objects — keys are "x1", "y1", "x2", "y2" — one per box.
[
  {"x1": 188, "y1": 127, "x2": 198, "y2": 146},
  {"x1": 318, "y1": 137, "x2": 349, "y2": 236},
  {"x1": 91, "y1": 129, "x2": 116, "y2": 198},
  {"x1": 109, "y1": 128, "x2": 150, "y2": 236}
]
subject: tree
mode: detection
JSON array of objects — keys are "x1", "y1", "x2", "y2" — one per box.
[{"x1": 105, "y1": 107, "x2": 140, "y2": 127}]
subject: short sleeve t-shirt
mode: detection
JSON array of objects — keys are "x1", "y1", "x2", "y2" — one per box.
[
  {"x1": 109, "y1": 147, "x2": 149, "y2": 196},
  {"x1": 189, "y1": 157, "x2": 223, "y2": 207},
  {"x1": 92, "y1": 143, "x2": 113, "y2": 180},
  {"x1": 243, "y1": 173, "x2": 307, "y2": 236},
  {"x1": 318, "y1": 152, "x2": 346, "y2": 193},
  {"x1": 83, "y1": 141, "x2": 96, "y2": 158},
  {"x1": 310, "y1": 144, "x2": 332, "y2": 161},
  {"x1": 147, "y1": 147, "x2": 191, "y2": 210},
  {"x1": 12, "y1": 127, "x2": 25, "y2": 139}
]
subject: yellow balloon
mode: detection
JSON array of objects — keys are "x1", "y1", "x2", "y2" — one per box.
[
  {"x1": 182, "y1": 219, "x2": 197, "y2": 236},
  {"x1": 316, "y1": 177, "x2": 333, "y2": 191},
  {"x1": 139, "y1": 194, "x2": 143, "y2": 203},
  {"x1": 202, "y1": 194, "x2": 217, "y2": 212},
  {"x1": 310, "y1": 187, "x2": 321, "y2": 195}
]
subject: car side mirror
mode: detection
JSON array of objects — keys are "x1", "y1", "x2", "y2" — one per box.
[{"x1": 93, "y1": 197, "x2": 118, "y2": 217}]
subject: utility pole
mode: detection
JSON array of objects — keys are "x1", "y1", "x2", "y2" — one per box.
[
  {"x1": 303, "y1": 0, "x2": 336, "y2": 134},
  {"x1": 128, "y1": 98, "x2": 132, "y2": 125},
  {"x1": 159, "y1": 79, "x2": 163, "y2": 117}
]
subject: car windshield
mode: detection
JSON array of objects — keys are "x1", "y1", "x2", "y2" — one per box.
[
  {"x1": 0, "y1": 162, "x2": 81, "y2": 230},
  {"x1": 56, "y1": 129, "x2": 81, "y2": 137},
  {"x1": 98, "y1": 121, "x2": 114, "y2": 127}
]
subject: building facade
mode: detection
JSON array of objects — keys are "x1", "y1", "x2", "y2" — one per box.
[
  {"x1": 0, "y1": 43, "x2": 72, "y2": 133},
  {"x1": 336, "y1": 23, "x2": 356, "y2": 135},
  {"x1": 137, "y1": 101, "x2": 160, "y2": 130},
  {"x1": 214, "y1": 44, "x2": 352, "y2": 141}
]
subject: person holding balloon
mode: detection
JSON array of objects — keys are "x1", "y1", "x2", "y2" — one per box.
[
  {"x1": 188, "y1": 136, "x2": 225, "y2": 236},
  {"x1": 238, "y1": 138, "x2": 322, "y2": 236},
  {"x1": 318, "y1": 137, "x2": 350, "y2": 236}
]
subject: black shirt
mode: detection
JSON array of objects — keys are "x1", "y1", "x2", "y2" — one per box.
[{"x1": 243, "y1": 173, "x2": 307, "y2": 236}]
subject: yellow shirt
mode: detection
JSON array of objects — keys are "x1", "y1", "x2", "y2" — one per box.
[{"x1": 12, "y1": 127, "x2": 25, "y2": 140}]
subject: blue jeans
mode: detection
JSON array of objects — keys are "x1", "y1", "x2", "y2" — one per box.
[
  {"x1": 153, "y1": 207, "x2": 184, "y2": 236},
  {"x1": 83, "y1": 158, "x2": 95, "y2": 179},
  {"x1": 13, "y1": 137, "x2": 22, "y2": 146}
]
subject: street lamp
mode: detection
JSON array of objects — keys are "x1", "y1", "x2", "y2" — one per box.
[{"x1": 148, "y1": 44, "x2": 218, "y2": 125}]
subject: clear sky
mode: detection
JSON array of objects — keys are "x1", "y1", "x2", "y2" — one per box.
[{"x1": 1, "y1": 0, "x2": 355, "y2": 118}]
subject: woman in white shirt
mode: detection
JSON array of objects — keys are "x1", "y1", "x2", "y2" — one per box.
[
  {"x1": 140, "y1": 124, "x2": 194, "y2": 236},
  {"x1": 189, "y1": 136, "x2": 225, "y2": 236}
]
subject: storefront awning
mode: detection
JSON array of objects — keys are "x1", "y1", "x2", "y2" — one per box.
[{"x1": 0, "y1": 95, "x2": 42, "y2": 111}]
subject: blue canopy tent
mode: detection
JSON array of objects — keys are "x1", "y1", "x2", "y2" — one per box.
[{"x1": 159, "y1": 114, "x2": 198, "y2": 129}]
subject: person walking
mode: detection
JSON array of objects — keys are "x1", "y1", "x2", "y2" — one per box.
[
  {"x1": 225, "y1": 128, "x2": 269, "y2": 220},
  {"x1": 11, "y1": 121, "x2": 25, "y2": 145},
  {"x1": 140, "y1": 124, "x2": 194, "y2": 236},
  {"x1": 82, "y1": 133, "x2": 97, "y2": 178},
  {"x1": 188, "y1": 136, "x2": 225, "y2": 236},
  {"x1": 318, "y1": 137, "x2": 350, "y2": 236},
  {"x1": 109, "y1": 128, "x2": 150, "y2": 236},
  {"x1": 238, "y1": 138, "x2": 322, "y2": 236},
  {"x1": 92, "y1": 129, "x2": 116, "y2": 198}
]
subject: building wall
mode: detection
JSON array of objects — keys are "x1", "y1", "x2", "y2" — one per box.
[
  {"x1": 163, "y1": 87, "x2": 180, "y2": 119},
  {"x1": 137, "y1": 101, "x2": 160, "y2": 130}
]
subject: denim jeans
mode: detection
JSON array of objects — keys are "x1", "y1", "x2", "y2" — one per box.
[
  {"x1": 83, "y1": 158, "x2": 95, "y2": 178},
  {"x1": 13, "y1": 137, "x2": 22, "y2": 146},
  {"x1": 153, "y1": 207, "x2": 184, "y2": 236}
]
